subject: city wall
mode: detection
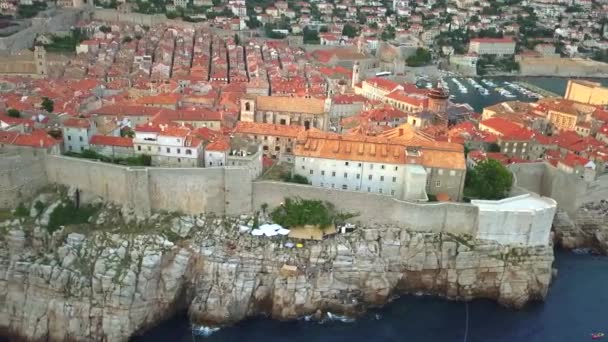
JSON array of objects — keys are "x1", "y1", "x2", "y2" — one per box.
[
  {"x1": 252, "y1": 181, "x2": 478, "y2": 235},
  {"x1": 0, "y1": 155, "x2": 559, "y2": 247},
  {"x1": 0, "y1": 152, "x2": 48, "y2": 209},
  {"x1": 509, "y1": 162, "x2": 589, "y2": 216}
]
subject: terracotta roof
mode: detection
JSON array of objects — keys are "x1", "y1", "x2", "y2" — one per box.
[
  {"x1": 385, "y1": 90, "x2": 428, "y2": 107},
  {"x1": 0, "y1": 129, "x2": 59, "y2": 148},
  {"x1": 479, "y1": 117, "x2": 524, "y2": 137},
  {"x1": 295, "y1": 130, "x2": 465, "y2": 169},
  {"x1": 63, "y1": 117, "x2": 91, "y2": 129},
  {"x1": 135, "y1": 93, "x2": 181, "y2": 106},
  {"x1": 89, "y1": 135, "x2": 133, "y2": 148},
  {"x1": 205, "y1": 137, "x2": 231, "y2": 151},
  {"x1": 154, "y1": 108, "x2": 222, "y2": 123},
  {"x1": 92, "y1": 104, "x2": 162, "y2": 117},
  {"x1": 234, "y1": 121, "x2": 305, "y2": 138},
  {"x1": 332, "y1": 94, "x2": 367, "y2": 105},
  {"x1": 559, "y1": 153, "x2": 590, "y2": 168},
  {"x1": 364, "y1": 77, "x2": 401, "y2": 92},
  {"x1": 256, "y1": 96, "x2": 326, "y2": 115}
]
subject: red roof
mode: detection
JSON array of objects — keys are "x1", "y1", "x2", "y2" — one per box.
[
  {"x1": 205, "y1": 137, "x2": 231, "y2": 151},
  {"x1": 385, "y1": 90, "x2": 428, "y2": 108},
  {"x1": 89, "y1": 135, "x2": 133, "y2": 148},
  {"x1": 63, "y1": 117, "x2": 91, "y2": 129},
  {"x1": 0, "y1": 129, "x2": 59, "y2": 148},
  {"x1": 559, "y1": 153, "x2": 590, "y2": 168},
  {"x1": 479, "y1": 117, "x2": 525, "y2": 137},
  {"x1": 364, "y1": 77, "x2": 401, "y2": 92}
]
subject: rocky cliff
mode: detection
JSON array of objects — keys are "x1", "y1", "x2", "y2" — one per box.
[
  {"x1": 553, "y1": 201, "x2": 608, "y2": 254},
  {"x1": 0, "y1": 198, "x2": 554, "y2": 342}
]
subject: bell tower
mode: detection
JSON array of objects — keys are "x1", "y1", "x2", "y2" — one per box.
[
  {"x1": 240, "y1": 97, "x2": 255, "y2": 122},
  {"x1": 34, "y1": 45, "x2": 47, "y2": 77},
  {"x1": 352, "y1": 61, "x2": 360, "y2": 87}
]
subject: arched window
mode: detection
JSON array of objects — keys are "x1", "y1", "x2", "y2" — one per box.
[{"x1": 245, "y1": 102, "x2": 251, "y2": 111}]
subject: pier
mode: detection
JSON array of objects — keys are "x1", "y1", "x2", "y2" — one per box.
[{"x1": 516, "y1": 81, "x2": 561, "y2": 98}]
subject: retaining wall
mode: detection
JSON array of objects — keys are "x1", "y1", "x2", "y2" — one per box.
[{"x1": 0, "y1": 152, "x2": 48, "y2": 209}]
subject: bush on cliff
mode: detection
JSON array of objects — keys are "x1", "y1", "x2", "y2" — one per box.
[
  {"x1": 271, "y1": 198, "x2": 334, "y2": 228},
  {"x1": 465, "y1": 159, "x2": 513, "y2": 200},
  {"x1": 48, "y1": 201, "x2": 99, "y2": 233}
]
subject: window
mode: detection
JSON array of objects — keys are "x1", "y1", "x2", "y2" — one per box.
[
  {"x1": 438, "y1": 169, "x2": 444, "y2": 175},
  {"x1": 522, "y1": 148, "x2": 526, "y2": 153},
  {"x1": 166, "y1": 148, "x2": 170, "y2": 153},
  {"x1": 503, "y1": 148, "x2": 508, "y2": 153},
  {"x1": 80, "y1": 146, "x2": 84, "y2": 152},
  {"x1": 177, "y1": 158, "x2": 181, "y2": 163},
  {"x1": 345, "y1": 162, "x2": 349, "y2": 166},
  {"x1": 392, "y1": 176, "x2": 396, "y2": 182},
  {"x1": 147, "y1": 146, "x2": 151, "y2": 152},
  {"x1": 512, "y1": 148, "x2": 516, "y2": 153},
  {"x1": 68, "y1": 135, "x2": 72, "y2": 141},
  {"x1": 358, "y1": 163, "x2": 362, "y2": 167},
  {"x1": 321, "y1": 170, "x2": 325, "y2": 176},
  {"x1": 177, "y1": 148, "x2": 181, "y2": 154},
  {"x1": 310, "y1": 170, "x2": 314, "y2": 175},
  {"x1": 286, "y1": 148, "x2": 292, "y2": 153},
  {"x1": 368, "y1": 175, "x2": 372, "y2": 180},
  {"x1": 391, "y1": 190, "x2": 395, "y2": 196},
  {"x1": 186, "y1": 149, "x2": 192, "y2": 155},
  {"x1": 137, "y1": 146, "x2": 141, "y2": 151},
  {"x1": 332, "y1": 171, "x2": 336, "y2": 177},
  {"x1": 394, "y1": 166, "x2": 398, "y2": 171},
  {"x1": 320, "y1": 182, "x2": 324, "y2": 187},
  {"x1": 369, "y1": 164, "x2": 373, "y2": 169},
  {"x1": 435, "y1": 180, "x2": 441, "y2": 187},
  {"x1": 380, "y1": 176, "x2": 384, "y2": 181},
  {"x1": 276, "y1": 137, "x2": 280, "y2": 141},
  {"x1": 331, "y1": 183, "x2": 335, "y2": 188},
  {"x1": 302, "y1": 165, "x2": 305, "y2": 170},
  {"x1": 356, "y1": 174, "x2": 360, "y2": 179},
  {"x1": 264, "y1": 136, "x2": 268, "y2": 140},
  {"x1": 342, "y1": 184, "x2": 347, "y2": 190},
  {"x1": 263, "y1": 146, "x2": 269, "y2": 151},
  {"x1": 158, "y1": 147, "x2": 161, "y2": 152},
  {"x1": 344, "y1": 172, "x2": 348, "y2": 178},
  {"x1": 79, "y1": 136, "x2": 83, "y2": 142},
  {"x1": 381, "y1": 165, "x2": 385, "y2": 170},
  {"x1": 379, "y1": 188, "x2": 383, "y2": 194}
]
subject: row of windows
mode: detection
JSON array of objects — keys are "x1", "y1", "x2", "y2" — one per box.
[
  {"x1": 263, "y1": 145, "x2": 292, "y2": 153},
  {"x1": 301, "y1": 158, "x2": 399, "y2": 171},
  {"x1": 310, "y1": 169, "x2": 398, "y2": 182},
  {"x1": 319, "y1": 182, "x2": 397, "y2": 196},
  {"x1": 254, "y1": 135, "x2": 293, "y2": 143},
  {"x1": 66, "y1": 136, "x2": 84, "y2": 142},
  {"x1": 136, "y1": 145, "x2": 193, "y2": 155}
]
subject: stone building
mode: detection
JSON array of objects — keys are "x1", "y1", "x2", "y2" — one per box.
[
  {"x1": 564, "y1": 80, "x2": 608, "y2": 106},
  {"x1": 89, "y1": 135, "x2": 134, "y2": 159},
  {"x1": 62, "y1": 117, "x2": 96, "y2": 153},
  {"x1": 233, "y1": 121, "x2": 304, "y2": 161},
  {"x1": 133, "y1": 123, "x2": 203, "y2": 167},
  {"x1": 293, "y1": 129, "x2": 466, "y2": 201},
  {"x1": 239, "y1": 96, "x2": 330, "y2": 131}
]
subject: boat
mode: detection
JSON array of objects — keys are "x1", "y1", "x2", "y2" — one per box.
[{"x1": 592, "y1": 332, "x2": 604, "y2": 340}]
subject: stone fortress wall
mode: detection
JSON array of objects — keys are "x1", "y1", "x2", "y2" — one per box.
[
  {"x1": 0, "y1": 151, "x2": 49, "y2": 209},
  {"x1": 0, "y1": 154, "x2": 559, "y2": 247}
]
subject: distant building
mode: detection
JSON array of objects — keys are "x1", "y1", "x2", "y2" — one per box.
[
  {"x1": 564, "y1": 80, "x2": 608, "y2": 106},
  {"x1": 89, "y1": 135, "x2": 134, "y2": 159},
  {"x1": 468, "y1": 38, "x2": 516, "y2": 56},
  {"x1": 62, "y1": 117, "x2": 96, "y2": 153},
  {"x1": 133, "y1": 123, "x2": 203, "y2": 167},
  {"x1": 233, "y1": 121, "x2": 304, "y2": 161},
  {"x1": 240, "y1": 96, "x2": 330, "y2": 131}
]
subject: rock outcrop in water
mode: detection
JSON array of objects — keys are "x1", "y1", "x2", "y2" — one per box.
[
  {"x1": 553, "y1": 201, "x2": 608, "y2": 254},
  {"x1": 0, "y1": 198, "x2": 554, "y2": 342}
]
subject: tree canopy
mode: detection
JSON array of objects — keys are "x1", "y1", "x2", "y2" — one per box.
[
  {"x1": 406, "y1": 47, "x2": 432, "y2": 67},
  {"x1": 41, "y1": 97, "x2": 54, "y2": 113},
  {"x1": 7, "y1": 109, "x2": 20, "y2": 118},
  {"x1": 466, "y1": 159, "x2": 513, "y2": 200},
  {"x1": 342, "y1": 24, "x2": 358, "y2": 38}
]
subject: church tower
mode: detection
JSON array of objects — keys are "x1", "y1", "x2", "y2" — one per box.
[
  {"x1": 240, "y1": 97, "x2": 255, "y2": 122},
  {"x1": 351, "y1": 61, "x2": 360, "y2": 87},
  {"x1": 34, "y1": 45, "x2": 47, "y2": 77}
]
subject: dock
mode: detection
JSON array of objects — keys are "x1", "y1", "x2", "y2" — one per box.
[{"x1": 516, "y1": 81, "x2": 561, "y2": 98}]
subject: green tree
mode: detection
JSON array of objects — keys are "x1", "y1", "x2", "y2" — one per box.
[
  {"x1": 467, "y1": 159, "x2": 513, "y2": 200},
  {"x1": 303, "y1": 27, "x2": 320, "y2": 44},
  {"x1": 41, "y1": 97, "x2": 53, "y2": 113},
  {"x1": 7, "y1": 108, "x2": 20, "y2": 118},
  {"x1": 99, "y1": 25, "x2": 112, "y2": 33},
  {"x1": 406, "y1": 47, "x2": 432, "y2": 66},
  {"x1": 381, "y1": 24, "x2": 396, "y2": 41},
  {"x1": 342, "y1": 23, "x2": 358, "y2": 38}
]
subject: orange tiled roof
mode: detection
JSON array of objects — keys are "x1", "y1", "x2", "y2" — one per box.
[
  {"x1": 63, "y1": 117, "x2": 91, "y2": 129},
  {"x1": 205, "y1": 137, "x2": 231, "y2": 151},
  {"x1": 256, "y1": 96, "x2": 326, "y2": 115},
  {"x1": 90, "y1": 135, "x2": 133, "y2": 148}
]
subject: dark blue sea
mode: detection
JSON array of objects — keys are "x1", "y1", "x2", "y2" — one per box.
[{"x1": 131, "y1": 251, "x2": 608, "y2": 342}]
